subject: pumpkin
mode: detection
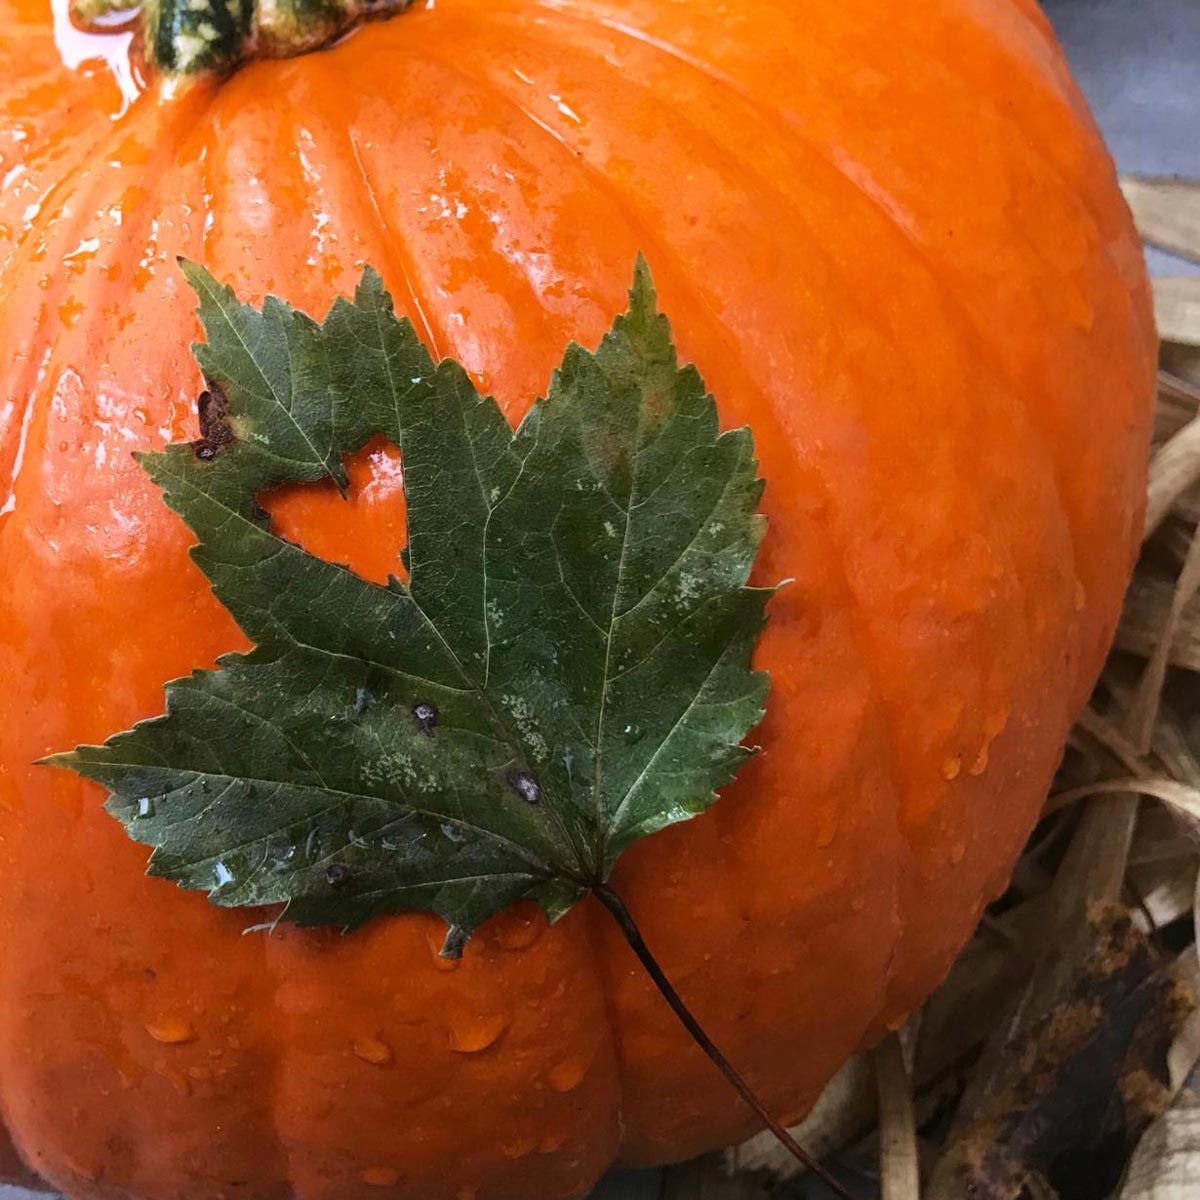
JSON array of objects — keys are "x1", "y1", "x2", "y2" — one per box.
[{"x1": 0, "y1": 0, "x2": 1156, "y2": 1196}]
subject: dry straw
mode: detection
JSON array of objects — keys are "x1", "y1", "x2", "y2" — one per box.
[{"x1": 663, "y1": 178, "x2": 1200, "y2": 1200}]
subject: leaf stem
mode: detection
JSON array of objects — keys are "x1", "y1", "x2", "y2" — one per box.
[{"x1": 592, "y1": 884, "x2": 855, "y2": 1200}]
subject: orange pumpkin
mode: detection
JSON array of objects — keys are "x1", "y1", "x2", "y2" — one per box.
[{"x1": 0, "y1": 0, "x2": 1156, "y2": 1197}]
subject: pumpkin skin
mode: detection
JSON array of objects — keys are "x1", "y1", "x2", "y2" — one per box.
[{"x1": 0, "y1": 0, "x2": 1156, "y2": 1195}]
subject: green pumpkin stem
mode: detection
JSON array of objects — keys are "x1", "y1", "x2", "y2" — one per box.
[{"x1": 72, "y1": 0, "x2": 416, "y2": 76}]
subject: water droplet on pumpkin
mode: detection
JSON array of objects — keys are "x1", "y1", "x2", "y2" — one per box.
[
  {"x1": 353, "y1": 1035, "x2": 393, "y2": 1066},
  {"x1": 160, "y1": 1065, "x2": 191, "y2": 1095},
  {"x1": 449, "y1": 1014, "x2": 509, "y2": 1053},
  {"x1": 984, "y1": 707, "x2": 1010, "y2": 739},
  {"x1": 949, "y1": 842, "x2": 966, "y2": 865},
  {"x1": 941, "y1": 756, "x2": 962, "y2": 782},
  {"x1": 1074, "y1": 580, "x2": 1087, "y2": 612},
  {"x1": 145, "y1": 1015, "x2": 196, "y2": 1045},
  {"x1": 502, "y1": 1137, "x2": 538, "y2": 1160},
  {"x1": 969, "y1": 745, "x2": 989, "y2": 776},
  {"x1": 455, "y1": 1188, "x2": 478, "y2": 1200},
  {"x1": 63, "y1": 1157, "x2": 100, "y2": 1182},
  {"x1": 539, "y1": 1133, "x2": 566, "y2": 1154},
  {"x1": 495, "y1": 912, "x2": 543, "y2": 951},
  {"x1": 815, "y1": 808, "x2": 838, "y2": 848},
  {"x1": 361, "y1": 1167, "x2": 400, "y2": 1187},
  {"x1": 548, "y1": 1055, "x2": 590, "y2": 1093}
]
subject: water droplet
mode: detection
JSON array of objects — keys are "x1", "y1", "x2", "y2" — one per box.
[
  {"x1": 502, "y1": 1137, "x2": 537, "y2": 1159},
  {"x1": 160, "y1": 1065, "x2": 191, "y2": 1095},
  {"x1": 361, "y1": 1167, "x2": 400, "y2": 1187},
  {"x1": 548, "y1": 1055, "x2": 590, "y2": 1092},
  {"x1": 506, "y1": 770, "x2": 540, "y2": 805},
  {"x1": 63, "y1": 1158, "x2": 100, "y2": 1182},
  {"x1": 353, "y1": 1035, "x2": 393, "y2": 1066},
  {"x1": 495, "y1": 912, "x2": 544, "y2": 951},
  {"x1": 539, "y1": 1133, "x2": 566, "y2": 1154},
  {"x1": 941, "y1": 756, "x2": 962, "y2": 782},
  {"x1": 815, "y1": 809, "x2": 838, "y2": 848},
  {"x1": 135, "y1": 796, "x2": 154, "y2": 818},
  {"x1": 949, "y1": 842, "x2": 966, "y2": 865},
  {"x1": 353, "y1": 687, "x2": 374, "y2": 718},
  {"x1": 440, "y1": 821, "x2": 466, "y2": 844},
  {"x1": 145, "y1": 1016, "x2": 196, "y2": 1045},
  {"x1": 213, "y1": 862, "x2": 234, "y2": 887},
  {"x1": 449, "y1": 1014, "x2": 509, "y2": 1053},
  {"x1": 455, "y1": 1188, "x2": 478, "y2": 1200},
  {"x1": 413, "y1": 701, "x2": 437, "y2": 735},
  {"x1": 969, "y1": 745, "x2": 989, "y2": 776},
  {"x1": 622, "y1": 723, "x2": 643, "y2": 742}
]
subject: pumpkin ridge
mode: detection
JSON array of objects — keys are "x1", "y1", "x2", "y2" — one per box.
[
  {"x1": 338, "y1": 124, "x2": 448, "y2": 361},
  {"x1": 0, "y1": 63, "x2": 144, "y2": 286},
  {"x1": 0, "y1": 88, "x2": 205, "y2": 523},
  {"x1": 257, "y1": 933, "x2": 300, "y2": 1197},
  {"x1": 580, "y1": 894, "x2": 636, "y2": 1166}
]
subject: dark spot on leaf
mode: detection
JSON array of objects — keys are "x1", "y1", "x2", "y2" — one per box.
[
  {"x1": 413, "y1": 701, "x2": 437, "y2": 735},
  {"x1": 326, "y1": 863, "x2": 353, "y2": 889},
  {"x1": 192, "y1": 380, "x2": 234, "y2": 460},
  {"x1": 507, "y1": 770, "x2": 541, "y2": 805}
]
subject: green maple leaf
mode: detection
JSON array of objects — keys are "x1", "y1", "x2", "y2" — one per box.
[{"x1": 49, "y1": 258, "x2": 771, "y2": 952}]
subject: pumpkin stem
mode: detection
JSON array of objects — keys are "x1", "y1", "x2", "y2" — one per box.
[
  {"x1": 71, "y1": 0, "x2": 417, "y2": 76},
  {"x1": 592, "y1": 884, "x2": 856, "y2": 1200}
]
